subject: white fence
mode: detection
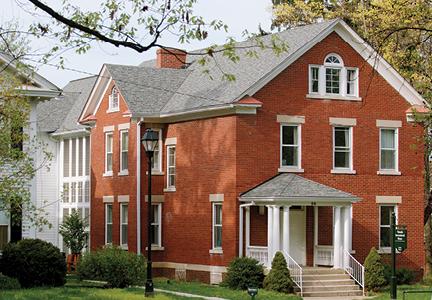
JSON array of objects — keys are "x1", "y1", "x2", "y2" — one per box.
[{"x1": 344, "y1": 249, "x2": 365, "y2": 296}]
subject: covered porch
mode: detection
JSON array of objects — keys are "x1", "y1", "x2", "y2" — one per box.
[{"x1": 239, "y1": 174, "x2": 361, "y2": 269}]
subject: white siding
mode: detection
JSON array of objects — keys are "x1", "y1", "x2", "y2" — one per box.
[{"x1": 33, "y1": 132, "x2": 60, "y2": 247}]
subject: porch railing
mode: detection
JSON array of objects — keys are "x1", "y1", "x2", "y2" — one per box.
[
  {"x1": 315, "y1": 245, "x2": 333, "y2": 266},
  {"x1": 283, "y1": 251, "x2": 303, "y2": 296},
  {"x1": 246, "y1": 246, "x2": 269, "y2": 267},
  {"x1": 344, "y1": 249, "x2": 365, "y2": 296}
]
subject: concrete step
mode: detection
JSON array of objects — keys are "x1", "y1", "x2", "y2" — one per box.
[
  {"x1": 302, "y1": 268, "x2": 346, "y2": 275},
  {"x1": 302, "y1": 290, "x2": 363, "y2": 297},
  {"x1": 303, "y1": 279, "x2": 356, "y2": 287},
  {"x1": 303, "y1": 285, "x2": 360, "y2": 292},
  {"x1": 303, "y1": 274, "x2": 351, "y2": 281}
]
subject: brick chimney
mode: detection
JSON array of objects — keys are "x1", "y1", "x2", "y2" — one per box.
[{"x1": 156, "y1": 48, "x2": 187, "y2": 69}]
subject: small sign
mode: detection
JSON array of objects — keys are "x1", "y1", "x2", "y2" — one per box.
[{"x1": 394, "y1": 225, "x2": 407, "y2": 252}]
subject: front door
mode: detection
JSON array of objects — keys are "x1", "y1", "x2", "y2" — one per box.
[{"x1": 289, "y1": 207, "x2": 306, "y2": 265}]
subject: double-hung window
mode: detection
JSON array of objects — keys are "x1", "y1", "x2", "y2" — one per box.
[
  {"x1": 308, "y1": 53, "x2": 359, "y2": 99},
  {"x1": 333, "y1": 127, "x2": 352, "y2": 170},
  {"x1": 380, "y1": 128, "x2": 398, "y2": 171},
  {"x1": 108, "y1": 87, "x2": 119, "y2": 112},
  {"x1": 212, "y1": 203, "x2": 223, "y2": 251},
  {"x1": 105, "y1": 132, "x2": 113, "y2": 175},
  {"x1": 167, "y1": 145, "x2": 176, "y2": 189},
  {"x1": 151, "y1": 203, "x2": 162, "y2": 247},
  {"x1": 120, "y1": 203, "x2": 128, "y2": 248},
  {"x1": 120, "y1": 130, "x2": 128, "y2": 173},
  {"x1": 379, "y1": 205, "x2": 397, "y2": 249},
  {"x1": 105, "y1": 204, "x2": 113, "y2": 244},
  {"x1": 151, "y1": 129, "x2": 163, "y2": 173},
  {"x1": 281, "y1": 125, "x2": 301, "y2": 169}
]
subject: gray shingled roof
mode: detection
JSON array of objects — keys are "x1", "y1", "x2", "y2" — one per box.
[
  {"x1": 105, "y1": 64, "x2": 190, "y2": 115},
  {"x1": 37, "y1": 76, "x2": 97, "y2": 133},
  {"x1": 108, "y1": 20, "x2": 337, "y2": 116},
  {"x1": 240, "y1": 173, "x2": 359, "y2": 201}
]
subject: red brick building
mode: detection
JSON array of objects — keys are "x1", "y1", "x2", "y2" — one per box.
[{"x1": 79, "y1": 20, "x2": 428, "y2": 294}]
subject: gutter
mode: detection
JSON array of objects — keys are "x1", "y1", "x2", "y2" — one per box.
[{"x1": 136, "y1": 118, "x2": 144, "y2": 254}]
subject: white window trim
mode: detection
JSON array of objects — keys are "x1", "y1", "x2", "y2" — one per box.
[
  {"x1": 105, "y1": 203, "x2": 113, "y2": 245},
  {"x1": 279, "y1": 123, "x2": 304, "y2": 173},
  {"x1": 119, "y1": 129, "x2": 129, "y2": 175},
  {"x1": 107, "y1": 87, "x2": 120, "y2": 113},
  {"x1": 378, "y1": 127, "x2": 400, "y2": 175},
  {"x1": 165, "y1": 145, "x2": 176, "y2": 191},
  {"x1": 120, "y1": 203, "x2": 128, "y2": 250},
  {"x1": 211, "y1": 202, "x2": 223, "y2": 254},
  {"x1": 307, "y1": 54, "x2": 361, "y2": 101},
  {"x1": 151, "y1": 203, "x2": 162, "y2": 248},
  {"x1": 331, "y1": 126, "x2": 356, "y2": 174},
  {"x1": 378, "y1": 205, "x2": 398, "y2": 253},
  {"x1": 104, "y1": 132, "x2": 113, "y2": 176}
]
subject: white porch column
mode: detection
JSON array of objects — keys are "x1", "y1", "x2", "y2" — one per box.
[
  {"x1": 333, "y1": 206, "x2": 342, "y2": 269},
  {"x1": 245, "y1": 206, "x2": 251, "y2": 251},
  {"x1": 267, "y1": 206, "x2": 273, "y2": 266},
  {"x1": 239, "y1": 206, "x2": 244, "y2": 257},
  {"x1": 282, "y1": 206, "x2": 290, "y2": 255},
  {"x1": 343, "y1": 206, "x2": 351, "y2": 269},
  {"x1": 272, "y1": 205, "x2": 281, "y2": 260},
  {"x1": 313, "y1": 206, "x2": 318, "y2": 266}
]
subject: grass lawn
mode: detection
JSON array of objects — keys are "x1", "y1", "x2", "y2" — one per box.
[
  {"x1": 0, "y1": 277, "x2": 195, "y2": 300},
  {"x1": 371, "y1": 285, "x2": 432, "y2": 300},
  {"x1": 154, "y1": 278, "x2": 302, "y2": 300},
  {"x1": 0, "y1": 276, "x2": 299, "y2": 300}
]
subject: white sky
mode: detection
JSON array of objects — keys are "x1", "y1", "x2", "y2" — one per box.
[{"x1": 2, "y1": 0, "x2": 273, "y2": 87}]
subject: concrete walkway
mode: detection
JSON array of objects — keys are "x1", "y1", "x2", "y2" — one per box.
[
  {"x1": 132, "y1": 286, "x2": 228, "y2": 300},
  {"x1": 303, "y1": 296, "x2": 373, "y2": 300}
]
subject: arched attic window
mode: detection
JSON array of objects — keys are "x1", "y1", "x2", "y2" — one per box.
[
  {"x1": 109, "y1": 87, "x2": 120, "y2": 112},
  {"x1": 324, "y1": 54, "x2": 343, "y2": 94},
  {"x1": 308, "y1": 53, "x2": 359, "y2": 98}
]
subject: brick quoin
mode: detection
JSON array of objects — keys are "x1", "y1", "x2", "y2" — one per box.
[{"x1": 89, "y1": 32, "x2": 426, "y2": 282}]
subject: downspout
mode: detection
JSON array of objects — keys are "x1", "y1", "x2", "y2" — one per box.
[
  {"x1": 239, "y1": 201, "x2": 255, "y2": 257},
  {"x1": 136, "y1": 118, "x2": 143, "y2": 254}
]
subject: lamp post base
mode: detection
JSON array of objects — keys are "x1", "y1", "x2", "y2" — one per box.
[{"x1": 145, "y1": 279, "x2": 154, "y2": 297}]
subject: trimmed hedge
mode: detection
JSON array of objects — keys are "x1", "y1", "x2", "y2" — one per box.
[
  {"x1": 221, "y1": 256, "x2": 264, "y2": 290},
  {"x1": 384, "y1": 265, "x2": 415, "y2": 285},
  {"x1": 0, "y1": 274, "x2": 21, "y2": 290},
  {"x1": 364, "y1": 247, "x2": 386, "y2": 291},
  {"x1": 0, "y1": 239, "x2": 66, "y2": 288},
  {"x1": 77, "y1": 246, "x2": 146, "y2": 288},
  {"x1": 263, "y1": 251, "x2": 293, "y2": 293}
]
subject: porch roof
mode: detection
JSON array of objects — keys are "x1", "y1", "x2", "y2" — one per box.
[{"x1": 240, "y1": 173, "x2": 360, "y2": 204}]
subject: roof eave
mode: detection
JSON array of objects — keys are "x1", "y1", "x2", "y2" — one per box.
[{"x1": 239, "y1": 196, "x2": 361, "y2": 204}]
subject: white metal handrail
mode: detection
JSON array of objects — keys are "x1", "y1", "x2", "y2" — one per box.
[
  {"x1": 344, "y1": 249, "x2": 365, "y2": 296},
  {"x1": 283, "y1": 251, "x2": 303, "y2": 296},
  {"x1": 246, "y1": 246, "x2": 269, "y2": 267}
]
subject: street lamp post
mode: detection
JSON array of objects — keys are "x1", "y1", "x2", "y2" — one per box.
[{"x1": 141, "y1": 128, "x2": 159, "y2": 297}]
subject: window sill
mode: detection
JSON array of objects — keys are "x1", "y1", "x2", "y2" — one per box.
[
  {"x1": 377, "y1": 170, "x2": 401, "y2": 176},
  {"x1": 306, "y1": 93, "x2": 362, "y2": 102},
  {"x1": 164, "y1": 187, "x2": 176, "y2": 193},
  {"x1": 120, "y1": 245, "x2": 128, "y2": 250},
  {"x1": 209, "y1": 249, "x2": 223, "y2": 255},
  {"x1": 106, "y1": 108, "x2": 120, "y2": 113},
  {"x1": 103, "y1": 172, "x2": 113, "y2": 177},
  {"x1": 278, "y1": 167, "x2": 304, "y2": 173},
  {"x1": 146, "y1": 245, "x2": 165, "y2": 251},
  {"x1": 118, "y1": 170, "x2": 129, "y2": 176},
  {"x1": 378, "y1": 248, "x2": 400, "y2": 254},
  {"x1": 146, "y1": 171, "x2": 165, "y2": 176},
  {"x1": 331, "y1": 169, "x2": 356, "y2": 175}
]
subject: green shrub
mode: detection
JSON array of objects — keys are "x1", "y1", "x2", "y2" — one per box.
[
  {"x1": 384, "y1": 265, "x2": 415, "y2": 285},
  {"x1": 263, "y1": 251, "x2": 293, "y2": 293},
  {"x1": 221, "y1": 256, "x2": 264, "y2": 290},
  {"x1": 59, "y1": 210, "x2": 88, "y2": 254},
  {"x1": 77, "y1": 246, "x2": 146, "y2": 288},
  {"x1": 0, "y1": 274, "x2": 21, "y2": 290},
  {"x1": 0, "y1": 239, "x2": 66, "y2": 288},
  {"x1": 364, "y1": 247, "x2": 386, "y2": 291}
]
